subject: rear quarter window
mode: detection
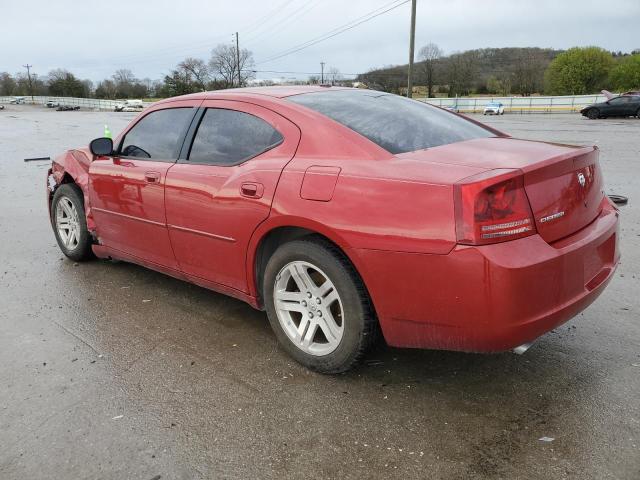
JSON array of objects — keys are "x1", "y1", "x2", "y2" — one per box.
[{"x1": 287, "y1": 90, "x2": 494, "y2": 154}]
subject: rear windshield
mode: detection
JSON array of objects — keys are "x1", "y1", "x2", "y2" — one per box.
[{"x1": 287, "y1": 90, "x2": 494, "y2": 154}]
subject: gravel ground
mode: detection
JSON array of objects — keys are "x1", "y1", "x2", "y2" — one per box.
[{"x1": 0, "y1": 105, "x2": 638, "y2": 479}]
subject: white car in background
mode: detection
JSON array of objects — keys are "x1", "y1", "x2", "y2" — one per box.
[
  {"x1": 483, "y1": 102, "x2": 505, "y2": 115},
  {"x1": 114, "y1": 99, "x2": 144, "y2": 112}
]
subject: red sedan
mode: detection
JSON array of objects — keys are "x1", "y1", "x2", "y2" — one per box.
[{"x1": 47, "y1": 86, "x2": 620, "y2": 373}]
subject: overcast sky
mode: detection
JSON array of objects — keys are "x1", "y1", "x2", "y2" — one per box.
[{"x1": 1, "y1": 0, "x2": 638, "y2": 83}]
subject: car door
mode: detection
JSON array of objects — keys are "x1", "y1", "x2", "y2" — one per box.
[
  {"x1": 89, "y1": 102, "x2": 199, "y2": 269},
  {"x1": 164, "y1": 100, "x2": 301, "y2": 292},
  {"x1": 604, "y1": 96, "x2": 627, "y2": 116},
  {"x1": 624, "y1": 96, "x2": 640, "y2": 116}
]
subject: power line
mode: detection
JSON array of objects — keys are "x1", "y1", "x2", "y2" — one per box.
[
  {"x1": 243, "y1": 0, "x2": 320, "y2": 45},
  {"x1": 246, "y1": 69, "x2": 420, "y2": 78},
  {"x1": 256, "y1": 0, "x2": 411, "y2": 65},
  {"x1": 239, "y1": 0, "x2": 298, "y2": 36}
]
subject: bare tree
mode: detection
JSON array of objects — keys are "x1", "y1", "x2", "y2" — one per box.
[
  {"x1": 512, "y1": 50, "x2": 546, "y2": 96},
  {"x1": 418, "y1": 43, "x2": 443, "y2": 98},
  {"x1": 445, "y1": 51, "x2": 479, "y2": 97},
  {"x1": 112, "y1": 69, "x2": 137, "y2": 97},
  {"x1": 112, "y1": 69, "x2": 135, "y2": 85},
  {"x1": 178, "y1": 57, "x2": 210, "y2": 91},
  {"x1": 209, "y1": 44, "x2": 255, "y2": 88},
  {"x1": 327, "y1": 67, "x2": 342, "y2": 85},
  {"x1": 0, "y1": 72, "x2": 16, "y2": 95}
]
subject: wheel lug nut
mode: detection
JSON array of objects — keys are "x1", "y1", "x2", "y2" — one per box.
[
  {"x1": 301, "y1": 300, "x2": 307, "y2": 307},
  {"x1": 306, "y1": 292, "x2": 312, "y2": 298},
  {"x1": 308, "y1": 312, "x2": 314, "y2": 318},
  {"x1": 316, "y1": 298, "x2": 321, "y2": 304},
  {"x1": 317, "y1": 311, "x2": 322, "y2": 317}
]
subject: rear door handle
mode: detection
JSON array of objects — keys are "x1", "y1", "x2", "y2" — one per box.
[
  {"x1": 240, "y1": 182, "x2": 264, "y2": 199},
  {"x1": 144, "y1": 171, "x2": 160, "y2": 183}
]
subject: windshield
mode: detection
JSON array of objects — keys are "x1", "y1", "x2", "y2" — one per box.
[{"x1": 287, "y1": 90, "x2": 494, "y2": 154}]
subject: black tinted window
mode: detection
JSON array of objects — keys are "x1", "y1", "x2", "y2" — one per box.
[
  {"x1": 120, "y1": 108, "x2": 193, "y2": 159},
  {"x1": 288, "y1": 90, "x2": 494, "y2": 154},
  {"x1": 188, "y1": 109, "x2": 283, "y2": 165}
]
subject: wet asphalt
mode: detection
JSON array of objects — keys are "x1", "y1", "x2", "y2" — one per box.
[{"x1": 0, "y1": 105, "x2": 638, "y2": 480}]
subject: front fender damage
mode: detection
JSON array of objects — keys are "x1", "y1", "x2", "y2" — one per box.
[{"x1": 48, "y1": 148, "x2": 97, "y2": 232}]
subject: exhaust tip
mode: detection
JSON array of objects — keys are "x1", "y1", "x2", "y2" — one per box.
[{"x1": 513, "y1": 342, "x2": 534, "y2": 355}]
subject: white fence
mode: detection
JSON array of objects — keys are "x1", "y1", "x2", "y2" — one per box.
[
  {"x1": 0, "y1": 96, "x2": 154, "y2": 110},
  {"x1": 1, "y1": 93, "x2": 606, "y2": 114},
  {"x1": 419, "y1": 94, "x2": 606, "y2": 114}
]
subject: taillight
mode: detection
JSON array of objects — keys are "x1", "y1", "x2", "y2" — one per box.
[{"x1": 455, "y1": 169, "x2": 536, "y2": 245}]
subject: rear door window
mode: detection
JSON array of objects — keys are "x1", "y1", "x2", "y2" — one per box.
[
  {"x1": 187, "y1": 108, "x2": 283, "y2": 165},
  {"x1": 120, "y1": 107, "x2": 194, "y2": 160},
  {"x1": 288, "y1": 90, "x2": 494, "y2": 154}
]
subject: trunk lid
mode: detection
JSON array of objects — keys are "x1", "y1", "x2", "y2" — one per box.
[
  {"x1": 398, "y1": 137, "x2": 605, "y2": 243},
  {"x1": 522, "y1": 146, "x2": 603, "y2": 243}
]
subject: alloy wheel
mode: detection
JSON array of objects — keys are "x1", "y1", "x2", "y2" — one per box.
[
  {"x1": 273, "y1": 261, "x2": 344, "y2": 356},
  {"x1": 55, "y1": 196, "x2": 80, "y2": 250}
]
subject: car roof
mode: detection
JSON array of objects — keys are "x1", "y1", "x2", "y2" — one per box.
[{"x1": 163, "y1": 85, "x2": 355, "y2": 104}]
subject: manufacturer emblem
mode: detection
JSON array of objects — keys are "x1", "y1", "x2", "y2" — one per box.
[
  {"x1": 540, "y1": 211, "x2": 565, "y2": 223},
  {"x1": 577, "y1": 172, "x2": 586, "y2": 187}
]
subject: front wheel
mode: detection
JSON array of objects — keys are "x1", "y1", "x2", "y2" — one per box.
[
  {"x1": 263, "y1": 238, "x2": 377, "y2": 374},
  {"x1": 50, "y1": 183, "x2": 93, "y2": 261},
  {"x1": 587, "y1": 108, "x2": 600, "y2": 120},
  {"x1": 636, "y1": 108, "x2": 640, "y2": 119}
]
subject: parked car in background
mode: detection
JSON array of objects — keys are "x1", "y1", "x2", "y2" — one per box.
[
  {"x1": 0, "y1": 105, "x2": 4, "y2": 110},
  {"x1": 56, "y1": 105, "x2": 80, "y2": 111},
  {"x1": 47, "y1": 86, "x2": 620, "y2": 373},
  {"x1": 46, "y1": 100, "x2": 60, "y2": 108},
  {"x1": 483, "y1": 102, "x2": 505, "y2": 115},
  {"x1": 10, "y1": 96, "x2": 25, "y2": 104},
  {"x1": 443, "y1": 105, "x2": 460, "y2": 113},
  {"x1": 114, "y1": 99, "x2": 144, "y2": 112},
  {"x1": 581, "y1": 95, "x2": 640, "y2": 119}
]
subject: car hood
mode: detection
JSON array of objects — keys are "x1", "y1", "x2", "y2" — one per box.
[{"x1": 583, "y1": 102, "x2": 607, "y2": 109}]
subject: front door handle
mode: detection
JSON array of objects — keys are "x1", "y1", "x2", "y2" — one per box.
[
  {"x1": 240, "y1": 182, "x2": 264, "y2": 199},
  {"x1": 144, "y1": 171, "x2": 160, "y2": 183}
]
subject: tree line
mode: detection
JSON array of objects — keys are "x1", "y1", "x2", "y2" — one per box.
[
  {"x1": 0, "y1": 43, "x2": 258, "y2": 99},
  {"x1": 1, "y1": 44, "x2": 638, "y2": 100},
  {"x1": 359, "y1": 46, "x2": 640, "y2": 97}
]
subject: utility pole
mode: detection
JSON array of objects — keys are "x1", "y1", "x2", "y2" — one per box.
[
  {"x1": 23, "y1": 64, "x2": 34, "y2": 103},
  {"x1": 407, "y1": 0, "x2": 417, "y2": 98},
  {"x1": 235, "y1": 32, "x2": 241, "y2": 87},
  {"x1": 320, "y1": 62, "x2": 325, "y2": 84}
]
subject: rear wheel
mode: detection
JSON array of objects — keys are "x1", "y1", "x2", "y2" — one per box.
[
  {"x1": 263, "y1": 238, "x2": 377, "y2": 374},
  {"x1": 587, "y1": 108, "x2": 600, "y2": 120},
  {"x1": 636, "y1": 108, "x2": 640, "y2": 119},
  {"x1": 51, "y1": 183, "x2": 93, "y2": 261}
]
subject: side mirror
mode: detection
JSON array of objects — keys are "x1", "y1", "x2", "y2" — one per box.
[{"x1": 89, "y1": 137, "x2": 113, "y2": 156}]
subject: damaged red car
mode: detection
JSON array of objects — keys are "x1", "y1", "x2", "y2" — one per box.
[{"x1": 47, "y1": 87, "x2": 620, "y2": 373}]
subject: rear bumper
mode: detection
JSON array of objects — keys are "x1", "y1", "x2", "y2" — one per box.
[{"x1": 352, "y1": 201, "x2": 620, "y2": 352}]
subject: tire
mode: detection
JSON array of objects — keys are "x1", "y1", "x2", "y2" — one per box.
[
  {"x1": 50, "y1": 183, "x2": 93, "y2": 261},
  {"x1": 263, "y1": 237, "x2": 377, "y2": 374},
  {"x1": 587, "y1": 108, "x2": 600, "y2": 120},
  {"x1": 636, "y1": 108, "x2": 640, "y2": 119}
]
